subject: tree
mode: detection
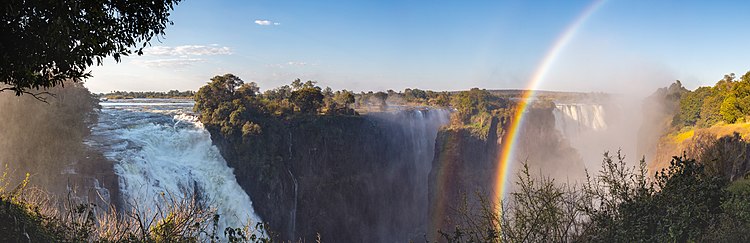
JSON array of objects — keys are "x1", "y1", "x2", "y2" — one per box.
[
  {"x1": 721, "y1": 94, "x2": 742, "y2": 123},
  {"x1": 290, "y1": 87, "x2": 323, "y2": 114},
  {"x1": 194, "y1": 74, "x2": 244, "y2": 123},
  {"x1": 699, "y1": 91, "x2": 724, "y2": 127},
  {"x1": 373, "y1": 91, "x2": 388, "y2": 111},
  {"x1": 291, "y1": 79, "x2": 303, "y2": 90},
  {"x1": 1, "y1": 0, "x2": 181, "y2": 96},
  {"x1": 677, "y1": 87, "x2": 711, "y2": 126},
  {"x1": 434, "y1": 92, "x2": 451, "y2": 107},
  {"x1": 237, "y1": 82, "x2": 260, "y2": 97},
  {"x1": 450, "y1": 88, "x2": 498, "y2": 123},
  {"x1": 334, "y1": 90, "x2": 355, "y2": 107}
]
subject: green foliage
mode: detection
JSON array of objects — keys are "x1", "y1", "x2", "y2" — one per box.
[
  {"x1": 194, "y1": 74, "x2": 361, "y2": 140},
  {"x1": 675, "y1": 71, "x2": 750, "y2": 128},
  {"x1": 0, "y1": 0, "x2": 181, "y2": 95},
  {"x1": 333, "y1": 90, "x2": 355, "y2": 107},
  {"x1": 449, "y1": 88, "x2": 509, "y2": 132},
  {"x1": 676, "y1": 86, "x2": 712, "y2": 126},
  {"x1": 0, "y1": 169, "x2": 274, "y2": 242},
  {"x1": 242, "y1": 121, "x2": 262, "y2": 137},
  {"x1": 721, "y1": 94, "x2": 743, "y2": 123},
  {"x1": 101, "y1": 90, "x2": 196, "y2": 99},
  {"x1": 404, "y1": 88, "x2": 427, "y2": 101},
  {"x1": 699, "y1": 92, "x2": 725, "y2": 127},
  {"x1": 195, "y1": 74, "x2": 245, "y2": 122},
  {"x1": 290, "y1": 86, "x2": 324, "y2": 114},
  {"x1": 440, "y1": 151, "x2": 748, "y2": 242},
  {"x1": 451, "y1": 88, "x2": 491, "y2": 123}
]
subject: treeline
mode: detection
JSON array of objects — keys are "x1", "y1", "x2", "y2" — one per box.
[
  {"x1": 194, "y1": 74, "x2": 360, "y2": 138},
  {"x1": 674, "y1": 71, "x2": 750, "y2": 128},
  {"x1": 100, "y1": 90, "x2": 196, "y2": 99},
  {"x1": 352, "y1": 88, "x2": 451, "y2": 109},
  {"x1": 194, "y1": 73, "x2": 519, "y2": 138}
]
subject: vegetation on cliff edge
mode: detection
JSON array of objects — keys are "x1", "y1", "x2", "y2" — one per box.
[{"x1": 441, "y1": 152, "x2": 750, "y2": 243}]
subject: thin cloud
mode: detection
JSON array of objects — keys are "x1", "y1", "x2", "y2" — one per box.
[
  {"x1": 131, "y1": 58, "x2": 205, "y2": 68},
  {"x1": 287, "y1": 61, "x2": 307, "y2": 66},
  {"x1": 143, "y1": 45, "x2": 232, "y2": 56},
  {"x1": 267, "y1": 61, "x2": 312, "y2": 68},
  {"x1": 255, "y1": 19, "x2": 280, "y2": 26}
]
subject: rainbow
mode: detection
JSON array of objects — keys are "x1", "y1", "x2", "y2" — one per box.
[{"x1": 492, "y1": 0, "x2": 606, "y2": 225}]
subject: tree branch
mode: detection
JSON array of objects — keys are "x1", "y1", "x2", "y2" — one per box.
[{"x1": 0, "y1": 87, "x2": 56, "y2": 103}]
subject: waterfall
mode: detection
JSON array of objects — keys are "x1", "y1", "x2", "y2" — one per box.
[
  {"x1": 366, "y1": 108, "x2": 451, "y2": 241},
  {"x1": 404, "y1": 109, "x2": 451, "y2": 179},
  {"x1": 86, "y1": 100, "x2": 262, "y2": 233},
  {"x1": 552, "y1": 102, "x2": 631, "y2": 172},
  {"x1": 287, "y1": 169, "x2": 298, "y2": 239},
  {"x1": 553, "y1": 103, "x2": 607, "y2": 138}
]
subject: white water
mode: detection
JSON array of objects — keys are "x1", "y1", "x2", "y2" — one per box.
[
  {"x1": 552, "y1": 102, "x2": 639, "y2": 171},
  {"x1": 368, "y1": 108, "x2": 451, "y2": 241},
  {"x1": 553, "y1": 103, "x2": 607, "y2": 138},
  {"x1": 404, "y1": 109, "x2": 451, "y2": 175},
  {"x1": 86, "y1": 100, "x2": 262, "y2": 232},
  {"x1": 552, "y1": 103, "x2": 610, "y2": 171}
]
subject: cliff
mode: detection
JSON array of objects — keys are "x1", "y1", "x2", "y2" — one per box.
[
  {"x1": 653, "y1": 124, "x2": 750, "y2": 180},
  {"x1": 208, "y1": 109, "x2": 448, "y2": 242},
  {"x1": 428, "y1": 117, "x2": 501, "y2": 240}
]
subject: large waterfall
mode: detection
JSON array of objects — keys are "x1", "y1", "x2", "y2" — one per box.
[
  {"x1": 362, "y1": 108, "x2": 451, "y2": 241},
  {"x1": 552, "y1": 103, "x2": 614, "y2": 171},
  {"x1": 553, "y1": 103, "x2": 607, "y2": 138},
  {"x1": 85, "y1": 99, "x2": 262, "y2": 231}
]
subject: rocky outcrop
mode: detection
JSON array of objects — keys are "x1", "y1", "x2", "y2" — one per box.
[{"x1": 428, "y1": 117, "x2": 501, "y2": 240}]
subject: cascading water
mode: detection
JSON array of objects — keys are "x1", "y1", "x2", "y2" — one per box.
[
  {"x1": 367, "y1": 108, "x2": 451, "y2": 240},
  {"x1": 553, "y1": 103, "x2": 607, "y2": 138},
  {"x1": 287, "y1": 169, "x2": 297, "y2": 238},
  {"x1": 85, "y1": 99, "x2": 262, "y2": 232},
  {"x1": 552, "y1": 102, "x2": 640, "y2": 172},
  {"x1": 402, "y1": 109, "x2": 451, "y2": 190}
]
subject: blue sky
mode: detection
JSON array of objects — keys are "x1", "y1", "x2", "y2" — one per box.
[{"x1": 86, "y1": 0, "x2": 750, "y2": 94}]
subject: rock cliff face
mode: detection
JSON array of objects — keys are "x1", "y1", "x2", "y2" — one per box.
[
  {"x1": 652, "y1": 126, "x2": 750, "y2": 181},
  {"x1": 428, "y1": 117, "x2": 502, "y2": 239},
  {"x1": 427, "y1": 105, "x2": 584, "y2": 238},
  {"x1": 208, "y1": 109, "x2": 449, "y2": 242},
  {"x1": 209, "y1": 105, "x2": 584, "y2": 241}
]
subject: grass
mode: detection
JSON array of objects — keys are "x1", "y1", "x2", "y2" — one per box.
[
  {"x1": 673, "y1": 129, "x2": 695, "y2": 144},
  {"x1": 671, "y1": 122, "x2": 750, "y2": 145},
  {"x1": 0, "y1": 168, "x2": 271, "y2": 243}
]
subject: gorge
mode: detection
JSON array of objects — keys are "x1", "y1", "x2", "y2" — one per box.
[{"x1": 0, "y1": 83, "x2": 648, "y2": 242}]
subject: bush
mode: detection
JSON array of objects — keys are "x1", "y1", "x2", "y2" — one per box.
[
  {"x1": 0, "y1": 168, "x2": 272, "y2": 242},
  {"x1": 438, "y1": 151, "x2": 747, "y2": 242}
]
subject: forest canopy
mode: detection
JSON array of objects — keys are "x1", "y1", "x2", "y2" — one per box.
[
  {"x1": 674, "y1": 71, "x2": 750, "y2": 128},
  {"x1": 193, "y1": 74, "x2": 517, "y2": 138}
]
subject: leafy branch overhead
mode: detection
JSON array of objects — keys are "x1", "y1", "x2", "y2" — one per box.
[{"x1": 0, "y1": 0, "x2": 181, "y2": 95}]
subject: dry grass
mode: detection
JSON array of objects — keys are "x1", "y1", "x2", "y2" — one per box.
[
  {"x1": 672, "y1": 129, "x2": 695, "y2": 144},
  {"x1": 0, "y1": 168, "x2": 270, "y2": 242}
]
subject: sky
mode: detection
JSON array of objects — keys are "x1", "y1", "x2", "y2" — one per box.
[{"x1": 86, "y1": 0, "x2": 750, "y2": 94}]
